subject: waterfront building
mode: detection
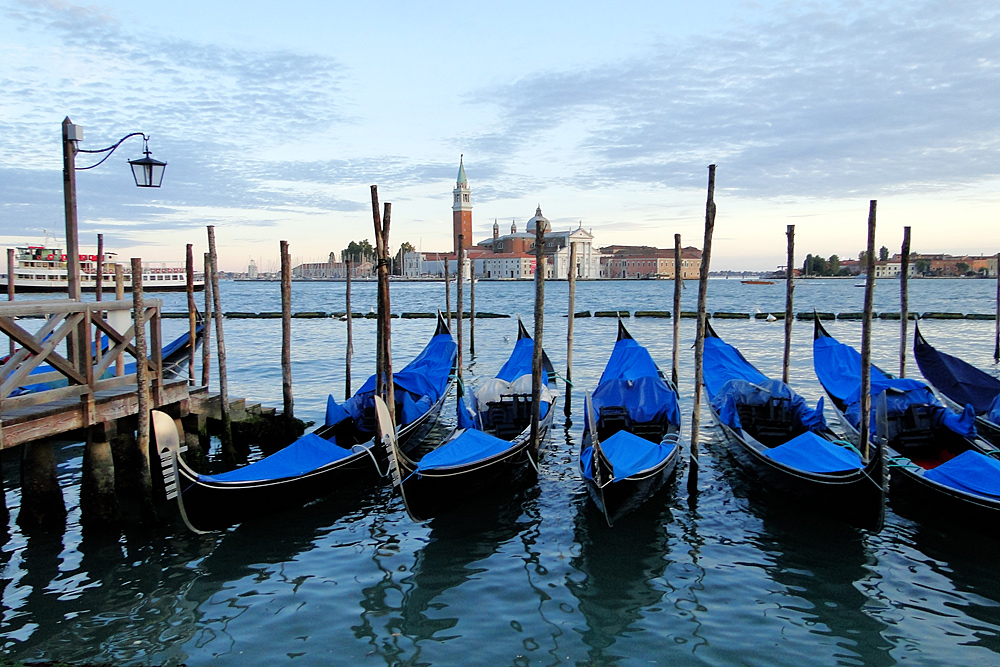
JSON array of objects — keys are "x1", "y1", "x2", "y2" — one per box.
[{"x1": 599, "y1": 245, "x2": 702, "y2": 279}]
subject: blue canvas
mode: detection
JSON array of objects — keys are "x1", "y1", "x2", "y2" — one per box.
[
  {"x1": 200, "y1": 433, "x2": 354, "y2": 483},
  {"x1": 761, "y1": 431, "x2": 863, "y2": 473},
  {"x1": 583, "y1": 430, "x2": 676, "y2": 482},
  {"x1": 924, "y1": 449, "x2": 1000, "y2": 499},
  {"x1": 417, "y1": 428, "x2": 516, "y2": 472}
]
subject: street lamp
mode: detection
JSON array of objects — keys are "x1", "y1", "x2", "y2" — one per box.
[
  {"x1": 61, "y1": 116, "x2": 167, "y2": 369},
  {"x1": 62, "y1": 116, "x2": 167, "y2": 301}
]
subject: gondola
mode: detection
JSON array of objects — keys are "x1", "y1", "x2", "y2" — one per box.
[
  {"x1": 382, "y1": 318, "x2": 556, "y2": 521},
  {"x1": 703, "y1": 320, "x2": 885, "y2": 529},
  {"x1": 157, "y1": 313, "x2": 456, "y2": 530},
  {"x1": 913, "y1": 322, "x2": 1000, "y2": 446},
  {"x1": 813, "y1": 317, "x2": 1000, "y2": 528},
  {"x1": 579, "y1": 321, "x2": 682, "y2": 526}
]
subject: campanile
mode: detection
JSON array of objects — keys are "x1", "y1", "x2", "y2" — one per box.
[{"x1": 452, "y1": 155, "x2": 473, "y2": 255}]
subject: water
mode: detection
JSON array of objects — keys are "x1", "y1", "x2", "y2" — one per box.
[{"x1": 3, "y1": 278, "x2": 1000, "y2": 666}]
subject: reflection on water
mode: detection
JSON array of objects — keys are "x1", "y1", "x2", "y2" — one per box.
[{"x1": 2, "y1": 279, "x2": 1000, "y2": 665}]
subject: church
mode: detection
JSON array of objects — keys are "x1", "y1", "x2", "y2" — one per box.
[{"x1": 402, "y1": 157, "x2": 598, "y2": 279}]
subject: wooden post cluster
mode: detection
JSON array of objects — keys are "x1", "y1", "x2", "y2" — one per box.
[
  {"x1": 281, "y1": 240, "x2": 294, "y2": 420},
  {"x1": 565, "y1": 241, "x2": 578, "y2": 416},
  {"x1": 689, "y1": 164, "x2": 717, "y2": 490},
  {"x1": 530, "y1": 218, "x2": 547, "y2": 454},
  {"x1": 995, "y1": 252, "x2": 999, "y2": 361},
  {"x1": 783, "y1": 225, "x2": 795, "y2": 384},
  {"x1": 860, "y1": 201, "x2": 878, "y2": 461},
  {"x1": 900, "y1": 226, "x2": 911, "y2": 377},
  {"x1": 672, "y1": 234, "x2": 682, "y2": 389},
  {"x1": 371, "y1": 186, "x2": 395, "y2": 425}
]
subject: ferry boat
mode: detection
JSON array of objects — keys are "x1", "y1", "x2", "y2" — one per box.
[{"x1": 1, "y1": 245, "x2": 205, "y2": 293}]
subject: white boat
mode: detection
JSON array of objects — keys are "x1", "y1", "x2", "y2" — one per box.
[{"x1": 1, "y1": 245, "x2": 205, "y2": 293}]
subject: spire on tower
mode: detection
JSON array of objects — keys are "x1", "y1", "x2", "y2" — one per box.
[{"x1": 457, "y1": 154, "x2": 467, "y2": 186}]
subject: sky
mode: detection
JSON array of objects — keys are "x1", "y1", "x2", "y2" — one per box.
[{"x1": 1, "y1": 0, "x2": 998, "y2": 272}]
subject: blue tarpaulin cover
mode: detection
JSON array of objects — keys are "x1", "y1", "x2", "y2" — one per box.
[
  {"x1": 924, "y1": 449, "x2": 1000, "y2": 499},
  {"x1": 199, "y1": 433, "x2": 354, "y2": 483},
  {"x1": 588, "y1": 336, "x2": 680, "y2": 427},
  {"x1": 416, "y1": 428, "x2": 515, "y2": 472},
  {"x1": 702, "y1": 335, "x2": 769, "y2": 398},
  {"x1": 814, "y1": 331, "x2": 977, "y2": 438},
  {"x1": 496, "y1": 334, "x2": 548, "y2": 384},
  {"x1": 329, "y1": 331, "x2": 456, "y2": 428},
  {"x1": 915, "y1": 331, "x2": 1000, "y2": 415},
  {"x1": 710, "y1": 379, "x2": 827, "y2": 433},
  {"x1": 761, "y1": 431, "x2": 863, "y2": 473},
  {"x1": 989, "y1": 395, "x2": 1000, "y2": 425},
  {"x1": 704, "y1": 334, "x2": 826, "y2": 433},
  {"x1": 580, "y1": 430, "x2": 674, "y2": 481}
]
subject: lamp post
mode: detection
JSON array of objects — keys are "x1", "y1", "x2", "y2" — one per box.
[{"x1": 61, "y1": 116, "x2": 167, "y2": 367}]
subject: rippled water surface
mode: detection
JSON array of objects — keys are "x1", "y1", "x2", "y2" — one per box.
[{"x1": 3, "y1": 278, "x2": 1000, "y2": 665}]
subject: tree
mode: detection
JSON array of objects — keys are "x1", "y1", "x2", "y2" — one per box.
[
  {"x1": 341, "y1": 240, "x2": 375, "y2": 263},
  {"x1": 828, "y1": 254, "x2": 840, "y2": 275},
  {"x1": 879, "y1": 246, "x2": 889, "y2": 262},
  {"x1": 956, "y1": 262, "x2": 970, "y2": 275},
  {"x1": 915, "y1": 259, "x2": 930, "y2": 274}
]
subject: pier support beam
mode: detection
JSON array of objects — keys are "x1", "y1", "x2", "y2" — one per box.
[
  {"x1": 17, "y1": 440, "x2": 67, "y2": 531},
  {"x1": 111, "y1": 416, "x2": 154, "y2": 524},
  {"x1": 81, "y1": 421, "x2": 120, "y2": 528}
]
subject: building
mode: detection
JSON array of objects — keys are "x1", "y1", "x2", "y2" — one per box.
[
  {"x1": 474, "y1": 207, "x2": 598, "y2": 279},
  {"x1": 292, "y1": 252, "x2": 372, "y2": 279},
  {"x1": 453, "y1": 155, "x2": 473, "y2": 256},
  {"x1": 599, "y1": 245, "x2": 702, "y2": 279}
]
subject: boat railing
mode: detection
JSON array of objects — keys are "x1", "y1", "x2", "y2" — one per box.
[{"x1": 0, "y1": 298, "x2": 165, "y2": 415}]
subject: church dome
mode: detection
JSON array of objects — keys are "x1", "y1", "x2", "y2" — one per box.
[{"x1": 525, "y1": 206, "x2": 550, "y2": 234}]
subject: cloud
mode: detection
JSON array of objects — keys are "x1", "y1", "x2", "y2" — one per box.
[{"x1": 468, "y1": 1, "x2": 1000, "y2": 198}]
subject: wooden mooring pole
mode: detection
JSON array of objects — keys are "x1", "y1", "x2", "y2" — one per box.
[
  {"x1": 371, "y1": 187, "x2": 395, "y2": 425},
  {"x1": 689, "y1": 164, "x2": 717, "y2": 492},
  {"x1": 470, "y1": 265, "x2": 476, "y2": 355},
  {"x1": 207, "y1": 226, "x2": 234, "y2": 464},
  {"x1": 281, "y1": 240, "x2": 294, "y2": 421},
  {"x1": 530, "y1": 216, "x2": 548, "y2": 455},
  {"x1": 457, "y1": 236, "x2": 465, "y2": 386},
  {"x1": 672, "y1": 234, "x2": 682, "y2": 389},
  {"x1": 900, "y1": 226, "x2": 911, "y2": 377},
  {"x1": 202, "y1": 252, "x2": 212, "y2": 388},
  {"x1": 96, "y1": 234, "x2": 104, "y2": 302},
  {"x1": 860, "y1": 201, "x2": 878, "y2": 461},
  {"x1": 565, "y1": 241, "x2": 578, "y2": 416},
  {"x1": 995, "y1": 252, "x2": 999, "y2": 361},
  {"x1": 130, "y1": 257, "x2": 155, "y2": 521},
  {"x1": 783, "y1": 225, "x2": 794, "y2": 384},
  {"x1": 444, "y1": 254, "x2": 451, "y2": 324},
  {"x1": 115, "y1": 266, "x2": 125, "y2": 376},
  {"x1": 7, "y1": 248, "x2": 14, "y2": 356},
  {"x1": 186, "y1": 243, "x2": 196, "y2": 385},
  {"x1": 345, "y1": 258, "x2": 353, "y2": 400}
]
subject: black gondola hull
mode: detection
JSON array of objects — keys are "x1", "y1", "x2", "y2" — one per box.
[
  {"x1": 888, "y1": 459, "x2": 1000, "y2": 531},
  {"x1": 396, "y1": 407, "x2": 556, "y2": 521},
  {"x1": 174, "y1": 380, "x2": 452, "y2": 529},
  {"x1": 711, "y1": 405, "x2": 886, "y2": 530},
  {"x1": 583, "y1": 445, "x2": 680, "y2": 527}
]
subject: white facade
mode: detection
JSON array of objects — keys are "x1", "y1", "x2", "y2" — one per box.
[{"x1": 480, "y1": 255, "x2": 535, "y2": 279}]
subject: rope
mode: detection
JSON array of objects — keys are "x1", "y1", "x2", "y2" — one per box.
[{"x1": 352, "y1": 443, "x2": 387, "y2": 477}]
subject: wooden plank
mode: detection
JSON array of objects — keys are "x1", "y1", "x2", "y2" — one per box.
[{"x1": 1, "y1": 380, "x2": 191, "y2": 449}]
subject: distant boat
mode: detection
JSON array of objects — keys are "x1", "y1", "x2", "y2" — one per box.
[
  {"x1": 854, "y1": 277, "x2": 867, "y2": 287},
  {"x1": 2, "y1": 244, "x2": 204, "y2": 293},
  {"x1": 741, "y1": 280, "x2": 774, "y2": 285}
]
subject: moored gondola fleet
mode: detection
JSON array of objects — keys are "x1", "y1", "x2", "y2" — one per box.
[{"x1": 155, "y1": 306, "x2": 1000, "y2": 535}]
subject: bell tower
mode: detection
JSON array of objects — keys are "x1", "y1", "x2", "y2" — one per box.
[{"x1": 452, "y1": 155, "x2": 473, "y2": 255}]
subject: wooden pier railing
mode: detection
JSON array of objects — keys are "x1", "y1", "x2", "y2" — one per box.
[{"x1": 0, "y1": 298, "x2": 171, "y2": 448}]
